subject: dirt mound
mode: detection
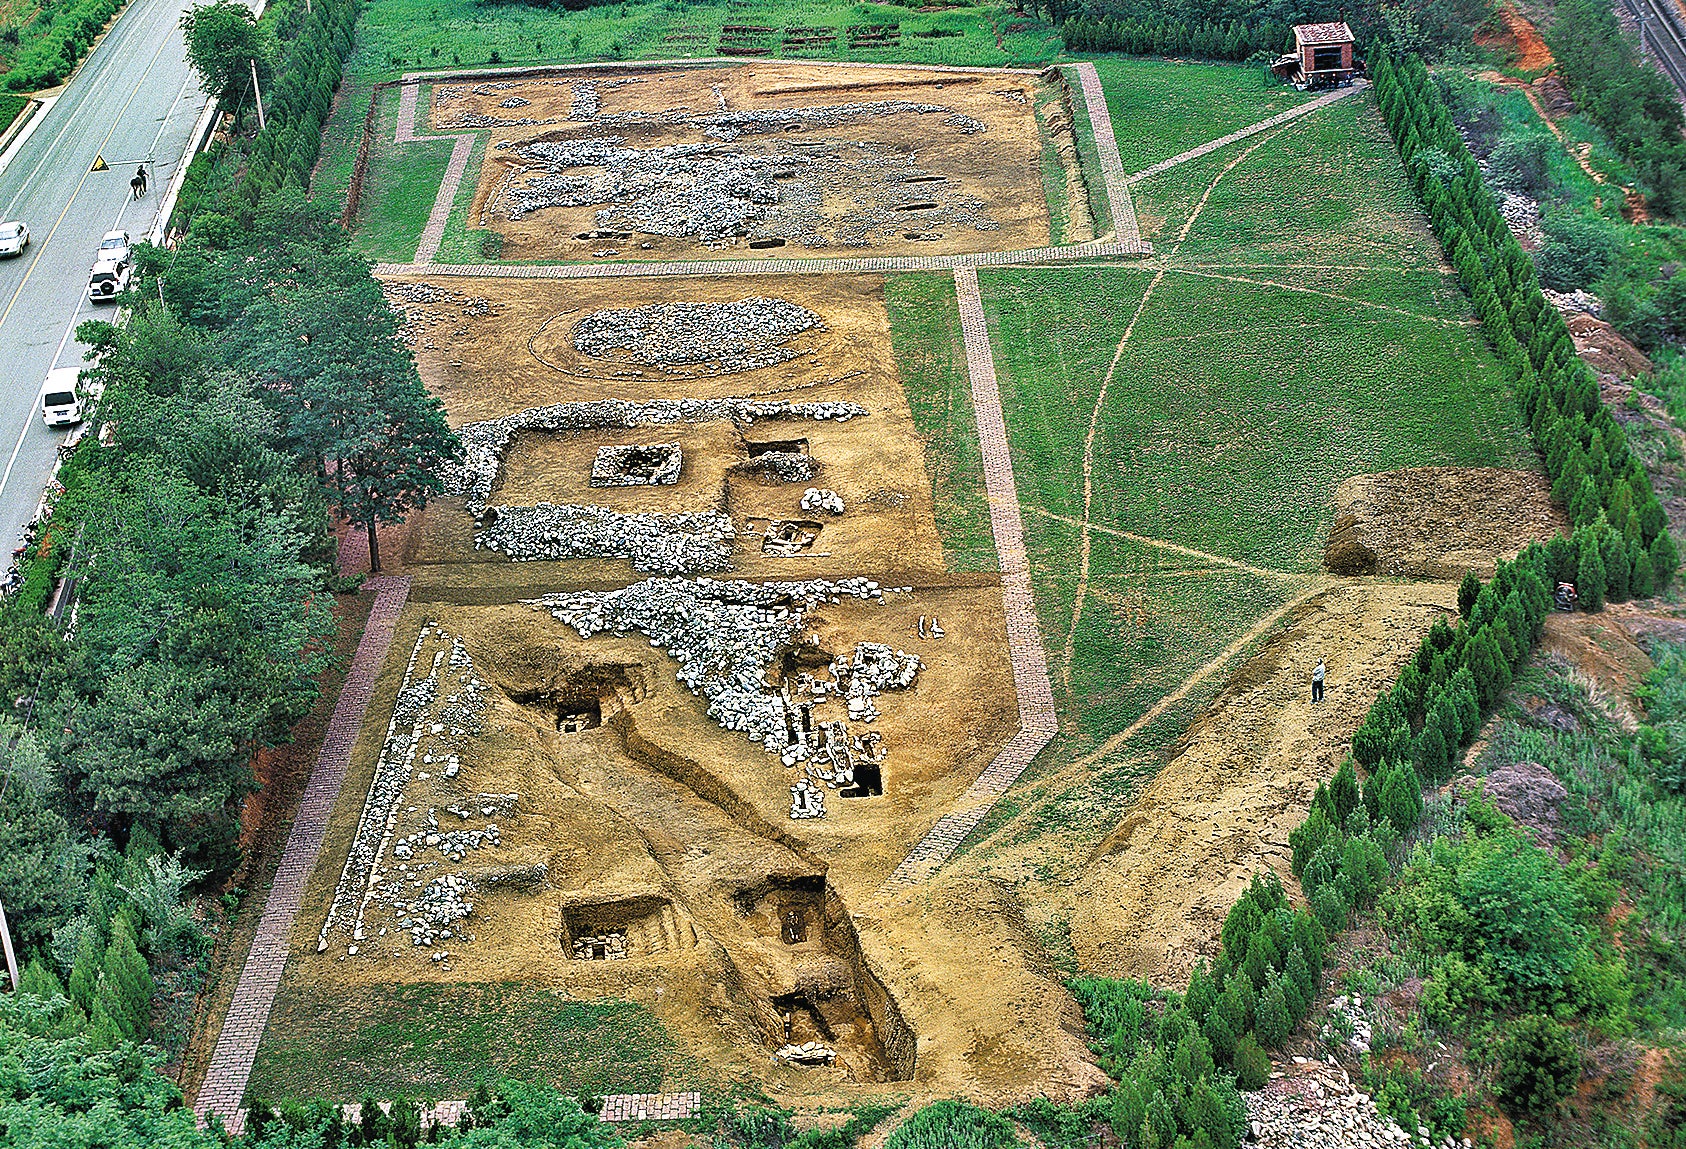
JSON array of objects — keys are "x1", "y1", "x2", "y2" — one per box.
[
  {"x1": 1565, "y1": 311, "x2": 1652, "y2": 380},
  {"x1": 1323, "y1": 467, "x2": 1562, "y2": 579},
  {"x1": 1067, "y1": 580, "x2": 1458, "y2": 986},
  {"x1": 1453, "y1": 760, "x2": 1567, "y2": 844}
]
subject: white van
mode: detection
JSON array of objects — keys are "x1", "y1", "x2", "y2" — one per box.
[{"x1": 39, "y1": 366, "x2": 82, "y2": 426}]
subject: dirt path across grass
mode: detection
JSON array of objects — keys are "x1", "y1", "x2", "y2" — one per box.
[
  {"x1": 1061, "y1": 126, "x2": 1289, "y2": 696},
  {"x1": 1122, "y1": 82, "x2": 1365, "y2": 186},
  {"x1": 193, "y1": 577, "x2": 412, "y2": 1134}
]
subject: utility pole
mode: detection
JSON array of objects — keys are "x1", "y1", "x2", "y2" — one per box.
[
  {"x1": 0, "y1": 896, "x2": 18, "y2": 993},
  {"x1": 250, "y1": 59, "x2": 267, "y2": 131}
]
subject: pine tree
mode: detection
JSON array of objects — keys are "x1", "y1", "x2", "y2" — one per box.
[
  {"x1": 1329, "y1": 759, "x2": 1360, "y2": 823},
  {"x1": 1457, "y1": 570, "x2": 1481, "y2": 618},
  {"x1": 1380, "y1": 760, "x2": 1425, "y2": 834},
  {"x1": 1576, "y1": 529, "x2": 1608, "y2": 610},
  {"x1": 1254, "y1": 973, "x2": 1292, "y2": 1047},
  {"x1": 99, "y1": 917, "x2": 153, "y2": 1042}
]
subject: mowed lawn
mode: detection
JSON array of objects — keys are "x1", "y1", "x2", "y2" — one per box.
[
  {"x1": 978, "y1": 90, "x2": 1534, "y2": 763},
  {"x1": 247, "y1": 980, "x2": 693, "y2": 1103},
  {"x1": 1088, "y1": 57, "x2": 1314, "y2": 176}
]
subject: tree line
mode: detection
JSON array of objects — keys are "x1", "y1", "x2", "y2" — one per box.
[
  {"x1": 0, "y1": 0, "x2": 457, "y2": 1015},
  {"x1": 1054, "y1": 0, "x2": 1491, "y2": 64},
  {"x1": 1546, "y1": 0, "x2": 1686, "y2": 220},
  {"x1": 1375, "y1": 47, "x2": 1678, "y2": 592}
]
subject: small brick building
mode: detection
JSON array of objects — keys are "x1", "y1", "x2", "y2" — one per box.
[{"x1": 1270, "y1": 22, "x2": 1359, "y2": 90}]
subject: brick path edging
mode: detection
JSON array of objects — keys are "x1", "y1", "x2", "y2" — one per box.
[
  {"x1": 225, "y1": 1092, "x2": 701, "y2": 1136},
  {"x1": 193, "y1": 577, "x2": 413, "y2": 1133},
  {"x1": 882, "y1": 268, "x2": 1058, "y2": 887},
  {"x1": 1064, "y1": 61, "x2": 1140, "y2": 247}
]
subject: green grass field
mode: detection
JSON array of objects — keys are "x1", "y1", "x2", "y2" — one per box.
[
  {"x1": 885, "y1": 273, "x2": 995, "y2": 573},
  {"x1": 248, "y1": 981, "x2": 692, "y2": 1103},
  {"x1": 961, "y1": 90, "x2": 1534, "y2": 856},
  {"x1": 1087, "y1": 56, "x2": 1314, "y2": 176}
]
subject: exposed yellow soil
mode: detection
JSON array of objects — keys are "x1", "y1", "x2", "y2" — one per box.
[
  {"x1": 439, "y1": 63, "x2": 1056, "y2": 261},
  {"x1": 1324, "y1": 467, "x2": 1564, "y2": 579},
  {"x1": 1067, "y1": 579, "x2": 1459, "y2": 986}
]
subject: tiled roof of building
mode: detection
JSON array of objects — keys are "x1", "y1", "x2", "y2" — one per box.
[{"x1": 1295, "y1": 21, "x2": 1355, "y2": 44}]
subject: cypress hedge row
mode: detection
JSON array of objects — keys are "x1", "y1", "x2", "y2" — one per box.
[
  {"x1": 1372, "y1": 46, "x2": 1678, "y2": 594},
  {"x1": 1060, "y1": 16, "x2": 1286, "y2": 62},
  {"x1": 170, "y1": 0, "x2": 357, "y2": 225},
  {"x1": 237, "y1": 0, "x2": 357, "y2": 200}
]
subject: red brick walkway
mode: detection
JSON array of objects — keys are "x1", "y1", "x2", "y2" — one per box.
[
  {"x1": 194, "y1": 576, "x2": 413, "y2": 1134},
  {"x1": 882, "y1": 267, "x2": 1058, "y2": 887}
]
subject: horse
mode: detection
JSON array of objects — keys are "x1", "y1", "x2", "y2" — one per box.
[{"x1": 130, "y1": 167, "x2": 147, "y2": 200}]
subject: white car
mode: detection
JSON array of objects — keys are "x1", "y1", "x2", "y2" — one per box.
[
  {"x1": 39, "y1": 367, "x2": 82, "y2": 427},
  {"x1": 87, "y1": 258, "x2": 129, "y2": 303},
  {"x1": 0, "y1": 221, "x2": 28, "y2": 257},
  {"x1": 97, "y1": 229, "x2": 130, "y2": 265}
]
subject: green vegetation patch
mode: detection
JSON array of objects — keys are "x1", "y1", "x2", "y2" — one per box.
[
  {"x1": 884, "y1": 273, "x2": 994, "y2": 573},
  {"x1": 345, "y1": 0, "x2": 1054, "y2": 83},
  {"x1": 344, "y1": 83, "x2": 454, "y2": 263},
  {"x1": 981, "y1": 266, "x2": 1527, "y2": 574},
  {"x1": 1088, "y1": 56, "x2": 1313, "y2": 177},
  {"x1": 249, "y1": 981, "x2": 690, "y2": 1102}
]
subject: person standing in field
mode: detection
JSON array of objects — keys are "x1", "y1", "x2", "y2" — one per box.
[{"x1": 1311, "y1": 659, "x2": 1326, "y2": 703}]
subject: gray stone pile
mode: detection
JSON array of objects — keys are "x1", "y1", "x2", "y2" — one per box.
[
  {"x1": 1245, "y1": 1058, "x2": 1460, "y2": 1149},
  {"x1": 744, "y1": 452, "x2": 814, "y2": 482},
  {"x1": 571, "y1": 298, "x2": 823, "y2": 375},
  {"x1": 500, "y1": 96, "x2": 531, "y2": 109},
  {"x1": 400, "y1": 874, "x2": 475, "y2": 947},
  {"x1": 393, "y1": 807, "x2": 502, "y2": 863},
  {"x1": 800, "y1": 488, "x2": 844, "y2": 515},
  {"x1": 529, "y1": 575, "x2": 899, "y2": 750},
  {"x1": 316, "y1": 625, "x2": 506, "y2": 963},
  {"x1": 569, "y1": 81, "x2": 599, "y2": 120},
  {"x1": 1318, "y1": 994, "x2": 1376, "y2": 1055},
  {"x1": 446, "y1": 396, "x2": 867, "y2": 515},
  {"x1": 775, "y1": 1040, "x2": 836, "y2": 1065},
  {"x1": 503, "y1": 137, "x2": 794, "y2": 239},
  {"x1": 477, "y1": 502, "x2": 735, "y2": 574},
  {"x1": 493, "y1": 113, "x2": 1001, "y2": 248},
  {"x1": 448, "y1": 793, "x2": 518, "y2": 819}
]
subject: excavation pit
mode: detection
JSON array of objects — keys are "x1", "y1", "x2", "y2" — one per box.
[
  {"x1": 759, "y1": 519, "x2": 824, "y2": 554},
  {"x1": 590, "y1": 442, "x2": 683, "y2": 487},
  {"x1": 747, "y1": 437, "x2": 810, "y2": 457},
  {"x1": 562, "y1": 895, "x2": 685, "y2": 960}
]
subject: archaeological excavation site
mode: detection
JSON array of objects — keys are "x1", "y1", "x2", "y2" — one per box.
[
  {"x1": 429, "y1": 62, "x2": 1080, "y2": 261},
  {"x1": 280, "y1": 108, "x2": 1103, "y2": 1097}
]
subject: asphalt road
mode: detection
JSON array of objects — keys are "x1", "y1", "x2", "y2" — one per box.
[{"x1": 0, "y1": 0, "x2": 211, "y2": 564}]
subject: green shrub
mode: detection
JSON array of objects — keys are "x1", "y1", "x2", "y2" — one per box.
[
  {"x1": 1495, "y1": 1014, "x2": 1580, "y2": 1114},
  {"x1": 1232, "y1": 1034, "x2": 1270, "y2": 1091},
  {"x1": 1537, "y1": 212, "x2": 1620, "y2": 291},
  {"x1": 885, "y1": 1101, "x2": 1020, "y2": 1149}
]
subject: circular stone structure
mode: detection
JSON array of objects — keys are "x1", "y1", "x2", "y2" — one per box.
[{"x1": 569, "y1": 298, "x2": 823, "y2": 376}]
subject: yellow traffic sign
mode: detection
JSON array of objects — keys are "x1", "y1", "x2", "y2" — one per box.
[{"x1": 90, "y1": 153, "x2": 107, "y2": 172}]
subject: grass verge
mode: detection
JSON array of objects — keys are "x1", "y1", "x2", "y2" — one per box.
[
  {"x1": 248, "y1": 980, "x2": 691, "y2": 1103},
  {"x1": 885, "y1": 272, "x2": 995, "y2": 573}
]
